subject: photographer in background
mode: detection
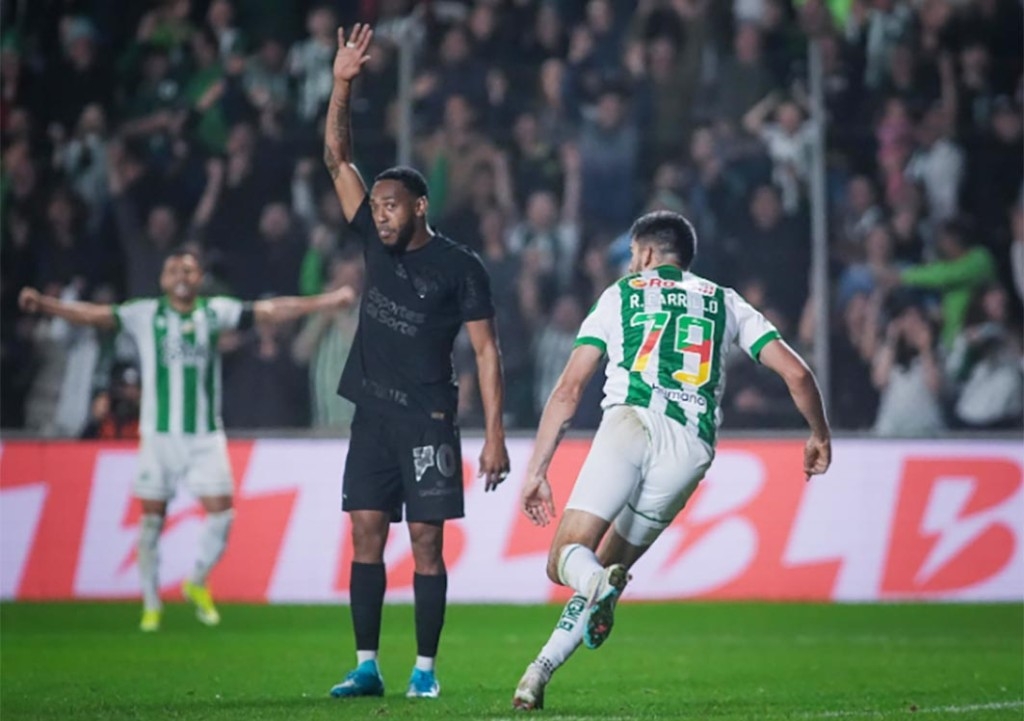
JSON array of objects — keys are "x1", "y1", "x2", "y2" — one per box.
[
  {"x1": 81, "y1": 364, "x2": 141, "y2": 440},
  {"x1": 945, "y1": 284, "x2": 1023, "y2": 430},
  {"x1": 872, "y1": 295, "x2": 945, "y2": 437}
]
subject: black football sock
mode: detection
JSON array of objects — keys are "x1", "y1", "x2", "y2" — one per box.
[
  {"x1": 350, "y1": 562, "x2": 386, "y2": 655},
  {"x1": 413, "y1": 572, "x2": 448, "y2": 658}
]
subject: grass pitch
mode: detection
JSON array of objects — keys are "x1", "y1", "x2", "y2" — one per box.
[{"x1": 1, "y1": 602, "x2": 1021, "y2": 721}]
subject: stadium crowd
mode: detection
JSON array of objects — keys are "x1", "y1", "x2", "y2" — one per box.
[{"x1": 2, "y1": 0, "x2": 1022, "y2": 437}]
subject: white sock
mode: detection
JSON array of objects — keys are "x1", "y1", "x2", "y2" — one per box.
[
  {"x1": 356, "y1": 650, "x2": 378, "y2": 666},
  {"x1": 535, "y1": 594, "x2": 587, "y2": 680},
  {"x1": 557, "y1": 544, "x2": 603, "y2": 596},
  {"x1": 191, "y1": 509, "x2": 234, "y2": 586},
  {"x1": 138, "y1": 514, "x2": 164, "y2": 611},
  {"x1": 414, "y1": 655, "x2": 435, "y2": 672}
]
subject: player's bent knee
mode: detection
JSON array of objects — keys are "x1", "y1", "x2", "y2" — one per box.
[
  {"x1": 546, "y1": 558, "x2": 563, "y2": 586},
  {"x1": 545, "y1": 543, "x2": 571, "y2": 586},
  {"x1": 598, "y1": 528, "x2": 647, "y2": 568}
]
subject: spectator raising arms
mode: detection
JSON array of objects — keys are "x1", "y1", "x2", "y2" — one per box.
[
  {"x1": 2, "y1": 1, "x2": 1021, "y2": 435},
  {"x1": 880, "y1": 218, "x2": 996, "y2": 348}
]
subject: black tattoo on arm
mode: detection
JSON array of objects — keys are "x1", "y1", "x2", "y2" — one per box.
[
  {"x1": 323, "y1": 81, "x2": 353, "y2": 179},
  {"x1": 333, "y1": 92, "x2": 351, "y2": 158},
  {"x1": 555, "y1": 419, "x2": 571, "y2": 445},
  {"x1": 324, "y1": 145, "x2": 341, "y2": 179}
]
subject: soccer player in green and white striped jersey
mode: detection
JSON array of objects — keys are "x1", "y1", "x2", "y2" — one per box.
[
  {"x1": 512, "y1": 211, "x2": 832, "y2": 711},
  {"x1": 19, "y1": 249, "x2": 355, "y2": 631}
]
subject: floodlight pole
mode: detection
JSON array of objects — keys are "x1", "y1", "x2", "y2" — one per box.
[
  {"x1": 808, "y1": 37, "x2": 831, "y2": 414},
  {"x1": 396, "y1": 15, "x2": 417, "y2": 168}
]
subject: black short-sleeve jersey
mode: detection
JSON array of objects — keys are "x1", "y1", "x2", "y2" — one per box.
[{"x1": 337, "y1": 198, "x2": 495, "y2": 419}]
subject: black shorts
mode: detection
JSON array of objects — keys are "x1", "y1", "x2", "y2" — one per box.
[{"x1": 342, "y1": 408, "x2": 464, "y2": 523}]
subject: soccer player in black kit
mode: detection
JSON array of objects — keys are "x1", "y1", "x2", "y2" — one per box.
[{"x1": 323, "y1": 24, "x2": 511, "y2": 699}]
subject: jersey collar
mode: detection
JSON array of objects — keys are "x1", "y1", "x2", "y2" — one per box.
[
  {"x1": 159, "y1": 295, "x2": 203, "y2": 318},
  {"x1": 653, "y1": 264, "x2": 686, "y2": 277}
]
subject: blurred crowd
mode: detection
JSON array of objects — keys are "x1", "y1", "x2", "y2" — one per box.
[{"x1": 2, "y1": 0, "x2": 1021, "y2": 437}]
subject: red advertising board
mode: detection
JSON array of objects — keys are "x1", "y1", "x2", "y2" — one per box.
[{"x1": 1, "y1": 439, "x2": 1020, "y2": 602}]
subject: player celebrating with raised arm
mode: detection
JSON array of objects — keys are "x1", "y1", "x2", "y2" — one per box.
[
  {"x1": 511, "y1": 211, "x2": 831, "y2": 710},
  {"x1": 323, "y1": 25, "x2": 510, "y2": 700},
  {"x1": 19, "y1": 249, "x2": 356, "y2": 632}
]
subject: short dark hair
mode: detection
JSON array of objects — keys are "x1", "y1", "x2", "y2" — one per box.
[
  {"x1": 630, "y1": 211, "x2": 697, "y2": 269},
  {"x1": 166, "y1": 245, "x2": 203, "y2": 269},
  {"x1": 375, "y1": 166, "x2": 429, "y2": 199}
]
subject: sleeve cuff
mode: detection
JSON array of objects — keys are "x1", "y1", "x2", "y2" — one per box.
[
  {"x1": 112, "y1": 306, "x2": 123, "y2": 332},
  {"x1": 462, "y1": 309, "x2": 496, "y2": 323},
  {"x1": 750, "y1": 330, "x2": 781, "y2": 362},
  {"x1": 574, "y1": 336, "x2": 607, "y2": 354},
  {"x1": 237, "y1": 303, "x2": 255, "y2": 331}
]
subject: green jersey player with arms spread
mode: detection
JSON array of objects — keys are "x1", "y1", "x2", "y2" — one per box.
[
  {"x1": 19, "y1": 249, "x2": 355, "y2": 631},
  {"x1": 512, "y1": 211, "x2": 832, "y2": 710}
]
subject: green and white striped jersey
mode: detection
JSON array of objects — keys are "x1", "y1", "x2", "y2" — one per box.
[
  {"x1": 575, "y1": 266, "x2": 780, "y2": 447},
  {"x1": 115, "y1": 297, "x2": 245, "y2": 436}
]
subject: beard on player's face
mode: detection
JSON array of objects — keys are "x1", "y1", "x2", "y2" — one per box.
[{"x1": 383, "y1": 217, "x2": 417, "y2": 255}]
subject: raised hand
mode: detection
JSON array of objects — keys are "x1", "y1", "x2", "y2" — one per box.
[{"x1": 333, "y1": 24, "x2": 373, "y2": 82}]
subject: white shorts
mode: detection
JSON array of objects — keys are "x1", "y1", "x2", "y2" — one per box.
[
  {"x1": 565, "y1": 404, "x2": 713, "y2": 547},
  {"x1": 135, "y1": 432, "x2": 235, "y2": 502}
]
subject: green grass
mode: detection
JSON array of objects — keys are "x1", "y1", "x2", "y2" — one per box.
[{"x1": 1, "y1": 602, "x2": 1021, "y2": 721}]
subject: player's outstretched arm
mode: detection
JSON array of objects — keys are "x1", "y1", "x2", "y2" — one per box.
[
  {"x1": 521, "y1": 344, "x2": 603, "y2": 526},
  {"x1": 759, "y1": 339, "x2": 831, "y2": 479},
  {"x1": 324, "y1": 23, "x2": 372, "y2": 223},
  {"x1": 253, "y1": 285, "x2": 356, "y2": 325},
  {"x1": 466, "y1": 318, "x2": 510, "y2": 492},
  {"x1": 19, "y1": 287, "x2": 117, "y2": 330}
]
